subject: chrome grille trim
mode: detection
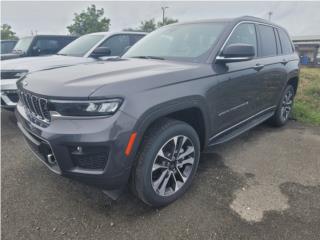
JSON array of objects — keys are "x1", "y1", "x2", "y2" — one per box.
[{"x1": 18, "y1": 89, "x2": 51, "y2": 123}]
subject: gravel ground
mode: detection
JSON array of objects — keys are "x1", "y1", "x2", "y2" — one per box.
[{"x1": 1, "y1": 110, "x2": 320, "y2": 240}]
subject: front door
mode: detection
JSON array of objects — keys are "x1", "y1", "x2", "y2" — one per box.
[{"x1": 214, "y1": 23, "x2": 261, "y2": 133}]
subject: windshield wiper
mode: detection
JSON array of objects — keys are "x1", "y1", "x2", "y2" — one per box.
[
  {"x1": 56, "y1": 53, "x2": 68, "y2": 56},
  {"x1": 131, "y1": 56, "x2": 165, "y2": 60}
]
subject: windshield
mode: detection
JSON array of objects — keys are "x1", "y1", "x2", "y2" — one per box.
[
  {"x1": 123, "y1": 22, "x2": 227, "y2": 62},
  {"x1": 58, "y1": 34, "x2": 105, "y2": 57},
  {"x1": 13, "y1": 37, "x2": 33, "y2": 53}
]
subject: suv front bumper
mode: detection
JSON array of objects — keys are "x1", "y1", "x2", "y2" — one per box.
[{"x1": 15, "y1": 102, "x2": 138, "y2": 190}]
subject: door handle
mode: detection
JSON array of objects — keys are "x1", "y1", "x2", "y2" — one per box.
[
  {"x1": 280, "y1": 59, "x2": 288, "y2": 65},
  {"x1": 253, "y1": 63, "x2": 264, "y2": 71}
]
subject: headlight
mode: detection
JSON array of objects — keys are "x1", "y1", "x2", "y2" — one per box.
[{"x1": 48, "y1": 99, "x2": 122, "y2": 117}]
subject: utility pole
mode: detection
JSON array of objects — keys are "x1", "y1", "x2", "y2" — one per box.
[
  {"x1": 268, "y1": 11, "x2": 273, "y2": 21},
  {"x1": 161, "y1": 6, "x2": 169, "y2": 25}
]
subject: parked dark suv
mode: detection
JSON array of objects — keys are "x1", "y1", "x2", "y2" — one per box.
[
  {"x1": 16, "y1": 16, "x2": 299, "y2": 207},
  {"x1": 1, "y1": 35, "x2": 77, "y2": 60}
]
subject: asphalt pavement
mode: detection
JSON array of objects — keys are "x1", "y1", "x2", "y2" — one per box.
[{"x1": 1, "y1": 110, "x2": 320, "y2": 240}]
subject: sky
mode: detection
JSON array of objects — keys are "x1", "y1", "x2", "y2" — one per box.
[{"x1": 1, "y1": 1, "x2": 320, "y2": 38}]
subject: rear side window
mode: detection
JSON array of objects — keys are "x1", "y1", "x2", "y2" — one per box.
[
  {"x1": 258, "y1": 25, "x2": 277, "y2": 57},
  {"x1": 225, "y1": 23, "x2": 257, "y2": 56},
  {"x1": 34, "y1": 38, "x2": 60, "y2": 55},
  {"x1": 100, "y1": 35, "x2": 131, "y2": 56},
  {"x1": 130, "y1": 35, "x2": 145, "y2": 46},
  {"x1": 278, "y1": 29, "x2": 294, "y2": 54}
]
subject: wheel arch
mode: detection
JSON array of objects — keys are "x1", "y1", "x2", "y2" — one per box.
[
  {"x1": 287, "y1": 76, "x2": 299, "y2": 94},
  {"x1": 131, "y1": 96, "x2": 210, "y2": 159}
]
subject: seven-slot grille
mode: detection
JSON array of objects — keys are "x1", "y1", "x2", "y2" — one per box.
[{"x1": 18, "y1": 89, "x2": 51, "y2": 122}]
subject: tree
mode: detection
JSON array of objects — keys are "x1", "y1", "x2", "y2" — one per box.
[
  {"x1": 1, "y1": 24, "x2": 18, "y2": 40},
  {"x1": 125, "y1": 17, "x2": 179, "y2": 33},
  {"x1": 67, "y1": 4, "x2": 110, "y2": 35},
  {"x1": 138, "y1": 19, "x2": 157, "y2": 33},
  {"x1": 157, "y1": 17, "x2": 178, "y2": 28}
]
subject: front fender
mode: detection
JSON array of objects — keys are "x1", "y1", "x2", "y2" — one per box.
[{"x1": 128, "y1": 95, "x2": 210, "y2": 159}]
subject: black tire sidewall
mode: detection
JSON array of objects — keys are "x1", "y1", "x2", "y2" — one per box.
[{"x1": 137, "y1": 121, "x2": 200, "y2": 207}]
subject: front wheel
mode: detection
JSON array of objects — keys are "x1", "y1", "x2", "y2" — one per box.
[
  {"x1": 131, "y1": 118, "x2": 200, "y2": 207},
  {"x1": 269, "y1": 85, "x2": 295, "y2": 127}
]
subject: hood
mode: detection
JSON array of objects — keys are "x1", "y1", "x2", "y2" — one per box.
[
  {"x1": 1, "y1": 53, "x2": 22, "y2": 60},
  {"x1": 1, "y1": 55, "x2": 95, "y2": 72},
  {"x1": 20, "y1": 58, "x2": 212, "y2": 98}
]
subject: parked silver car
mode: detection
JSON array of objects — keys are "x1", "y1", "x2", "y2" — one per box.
[{"x1": 1, "y1": 31, "x2": 146, "y2": 109}]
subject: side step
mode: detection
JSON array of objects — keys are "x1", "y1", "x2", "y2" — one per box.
[{"x1": 208, "y1": 112, "x2": 274, "y2": 146}]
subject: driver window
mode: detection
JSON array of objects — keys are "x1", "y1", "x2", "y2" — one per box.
[
  {"x1": 100, "y1": 35, "x2": 130, "y2": 56},
  {"x1": 34, "y1": 39, "x2": 59, "y2": 55},
  {"x1": 225, "y1": 23, "x2": 257, "y2": 56}
]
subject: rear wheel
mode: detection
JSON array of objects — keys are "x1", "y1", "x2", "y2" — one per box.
[
  {"x1": 269, "y1": 85, "x2": 295, "y2": 127},
  {"x1": 131, "y1": 118, "x2": 200, "y2": 207}
]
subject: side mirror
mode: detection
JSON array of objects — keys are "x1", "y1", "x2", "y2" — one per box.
[
  {"x1": 216, "y1": 44, "x2": 255, "y2": 63},
  {"x1": 91, "y1": 47, "x2": 111, "y2": 58}
]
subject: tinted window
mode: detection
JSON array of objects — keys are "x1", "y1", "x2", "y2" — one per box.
[
  {"x1": 58, "y1": 35, "x2": 104, "y2": 57},
  {"x1": 100, "y1": 35, "x2": 131, "y2": 56},
  {"x1": 225, "y1": 23, "x2": 257, "y2": 56},
  {"x1": 278, "y1": 29, "x2": 293, "y2": 54},
  {"x1": 258, "y1": 25, "x2": 277, "y2": 57},
  {"x1": 130, "y1": 34, "x2": 145, "y2": 45},
  {"x1": 56, "y1": 37, "x2": 76, "y2": 49},
  {"x1": 124, "y1": 22, "x2": 226, "y2": 62},
  {"x1": 1, "y1": 41, "x2": 17, "y2": 54},
  {"x1": 34, "y1": 38, "x2": 59, "y2": 55}
]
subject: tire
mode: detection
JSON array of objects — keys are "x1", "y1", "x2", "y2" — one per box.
[
  {"x1": 131, "y1": 118, "x2": 200, "y2": 207},
  {"x1": 269, "y1": 84, "x2": 295, "y2": 127}
]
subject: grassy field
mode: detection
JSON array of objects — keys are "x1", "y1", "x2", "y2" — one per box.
[{"x1": 292, "y1": 67, "x2": 320, "y2": 126}]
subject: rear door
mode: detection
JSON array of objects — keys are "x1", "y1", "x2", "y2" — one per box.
[{"x1": 255, "y1": 24, "x2": 287, "y2": 111}]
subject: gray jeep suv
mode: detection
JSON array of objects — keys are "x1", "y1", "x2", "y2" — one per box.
[{"x1": 16, "y1": 16, "x2": 299, "y2": 207}]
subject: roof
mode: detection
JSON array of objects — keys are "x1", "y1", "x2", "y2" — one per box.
[
  {"x1": 19, "y1": 35, "x2": 77, "y2": 39},
  {"x1": 0, "y1": 40, "x2": 18, "y2": 43},
  {"x1": 292, "y1": 35, "x2": 320, "y2": 42},
  {"x1": 293, "y1": 41, "x2": 320, "y2": 46},
  {"x1": 166, "y1": 15, "x2": 285, "y2": 30},
  {"x1": 87, "y1": 31, "x2": 147, "y2": 36}
]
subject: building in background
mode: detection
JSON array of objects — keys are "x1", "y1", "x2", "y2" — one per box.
[{"x1": 292, "y1": 35, "x2": 320, "y2": 66}]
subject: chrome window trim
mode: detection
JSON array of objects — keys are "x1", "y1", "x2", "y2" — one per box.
[{"x1": 216, "y1": 20, "x2": 290, "y2": 61}]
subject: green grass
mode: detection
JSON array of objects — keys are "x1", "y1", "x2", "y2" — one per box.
[{"x1": 292, "y1": 67, "x2": 320, "y2": 125}]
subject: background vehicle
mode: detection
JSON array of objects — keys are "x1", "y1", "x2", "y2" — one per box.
[
  {"x1": 15, "y1": 16, "x2": 299, "y2": 207},
  {"x1": 1, "y1": 35, "x2": 77, "y2": 60},
  {"x1": 1, "y1": 40, "x2": 18, "y2": 54},
  {"x1": 1, "y1": 32, "x2": 146, "y2": 110}
]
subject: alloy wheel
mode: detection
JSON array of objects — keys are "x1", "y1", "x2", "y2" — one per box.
[
  {"x1": 151, "y1": 135, "x2": 195, "y2": 197},
  {"x1": 281, "y1": 89, "x2": 294, "y2": 122}
]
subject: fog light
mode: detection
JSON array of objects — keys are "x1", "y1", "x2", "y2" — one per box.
[{"x1": 69, "y1": 145, "x2": 109, "y2": 170}]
